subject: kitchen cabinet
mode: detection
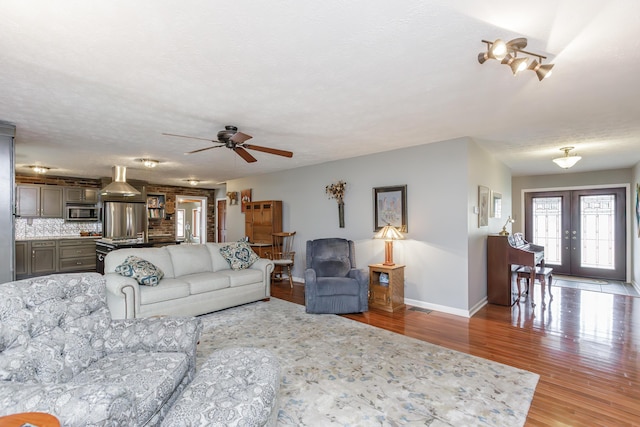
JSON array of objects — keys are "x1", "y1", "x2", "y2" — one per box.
[
  {"x1": 58, "y1": 239, "x2": 96, "y2": 272},
  {"x1": 17, "y1": 185, "x2": 64, "y2": 218},
  {"x1": 65, "y1": 187, "x2": 98, "y2": 204},
  {"x1": 31, "y1": 240, "x2": 57, "y2": 276},
  {"x1": 15, "y1": 238, "x2": 99, "y2": 279},
  {"x1": 15, "y1": 241, "x2": 29, "y2": 278},
  {"x1": 244, "y1": 200, "x2": 282, "y2": 244}
]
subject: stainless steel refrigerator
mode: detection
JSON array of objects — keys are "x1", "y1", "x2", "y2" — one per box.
[{"x1": 103, "y1": 202, "x2": 147, "y2": 240}]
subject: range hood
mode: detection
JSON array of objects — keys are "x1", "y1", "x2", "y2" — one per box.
[{"x1": 100, "y1": 166, "x2": 141, "y2": 196}]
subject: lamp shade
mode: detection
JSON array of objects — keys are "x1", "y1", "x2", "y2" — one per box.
[
  {"x1": 374, "y1": 225, "x2": 404, "y2": 241},
  {"x1": 553, "y1": 147, "x2": 581, "y2": 169}
]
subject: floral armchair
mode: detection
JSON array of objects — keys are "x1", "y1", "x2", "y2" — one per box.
[{"x1": 0, "y1": 273, "x2": 202, "y2": 427}]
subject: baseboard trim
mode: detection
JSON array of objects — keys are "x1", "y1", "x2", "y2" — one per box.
[{"x1": 404, "y1": 297, "x2": 473, "y2": 318}]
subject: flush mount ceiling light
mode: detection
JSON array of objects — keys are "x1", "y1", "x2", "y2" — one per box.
[
  {"x1": 185, "y1": 179, "x2": 200, "y2": 186},
  {"x1": 553, "y1": 147, "x2": 582, "y2": 169},
  {"x1": 479, "y1": 38, "x2": 554, "y2": 80},
  {"x1": 139, "y1": 158, "x2": 159, "y2": 168},
  {"x1": 30, "y1": 165, "x2": 50, "y2": 174}
]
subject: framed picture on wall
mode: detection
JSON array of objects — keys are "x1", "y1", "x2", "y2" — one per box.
[
  {"x1": 373, "y1": 185, "x2": 407, "y2": 232},
  {"x1": 478, "y1": 185, "x2": 489, "y2": 227}
]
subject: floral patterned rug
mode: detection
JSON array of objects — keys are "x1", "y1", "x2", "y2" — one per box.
[{"x1": 197, "y1": 298, "x2": 538, "y2": 426}]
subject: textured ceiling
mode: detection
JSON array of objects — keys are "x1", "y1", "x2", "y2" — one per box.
[{"x1": 1, "y1": 0, "x2": 639, "y2": 188}]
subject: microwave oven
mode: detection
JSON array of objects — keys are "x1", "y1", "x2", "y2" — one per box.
[{"x1": 66, "y1": 205, "x2": 100, "y2": 221}]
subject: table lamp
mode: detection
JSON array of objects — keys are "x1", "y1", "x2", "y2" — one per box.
[
  {"x1": 374, "y1": 224, "x2": 404, "y2": 266},
  {"x1": 499, "y1": 216, "x2": 515, "y2": 236}
]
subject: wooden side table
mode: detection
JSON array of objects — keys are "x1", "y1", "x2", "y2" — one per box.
[
  {"x1": 368, "y1": 264, "x2": 405, "y2": 312},
  {"x1": 0, "y1": 412, "x2": 60, "y2": 427}
]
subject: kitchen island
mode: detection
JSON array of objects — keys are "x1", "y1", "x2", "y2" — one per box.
[{"x1": 95, "y1": 238, "x2": 181, "y2": 274}]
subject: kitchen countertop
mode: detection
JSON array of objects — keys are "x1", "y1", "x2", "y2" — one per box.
[{"x1": 16, "y1": 235, "x2": 102, "y2": 241}]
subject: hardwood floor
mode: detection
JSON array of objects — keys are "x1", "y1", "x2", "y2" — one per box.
[{"x1": 270, "y1": 280, "x2": 640, "y2": 426}]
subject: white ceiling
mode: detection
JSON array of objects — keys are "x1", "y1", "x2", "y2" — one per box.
[{"x1": 1, "y1": 1, "x2": 639, "y2": 188}]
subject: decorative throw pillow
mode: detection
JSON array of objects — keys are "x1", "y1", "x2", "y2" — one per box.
[
  {"x1": 115, "y1": 255, "x2": 164, "y2": 286},
  {"x1": 220, "y1": 240, "x2": 260, "y2": 270}
]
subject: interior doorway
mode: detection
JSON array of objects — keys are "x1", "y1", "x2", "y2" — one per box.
[
  {"x1": 524, "y1": 187, "x2": 627, "y2": 281},
  {"x1": 216, "y1": 198, "x2": 227, "y2": 243},
  {"x1": 176, "y1": 195, "x2": 207, "y2": 243}
]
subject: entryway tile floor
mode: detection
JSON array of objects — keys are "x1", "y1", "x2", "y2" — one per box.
[{"x1": 553, "y1": 275, "x2": 640, "y2": 297}]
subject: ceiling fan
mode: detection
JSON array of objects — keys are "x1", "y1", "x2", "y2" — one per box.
[{"x1": 163, "y1": 125, "x2": 293, "y2": 163}]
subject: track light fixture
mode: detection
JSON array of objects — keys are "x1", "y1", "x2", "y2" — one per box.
[
  {"x1": 553, "y1": 147, "x2": 581, "y2": 169},
  {"x1": 479, "y1": 38, "x2": 554, "y2": 80}
]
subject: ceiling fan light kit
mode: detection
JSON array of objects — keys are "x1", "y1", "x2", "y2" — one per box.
[
  {"x1": 479, "y1": 38, "x2": 554, "y2": 80},
  {"x1": 163, "y1": 125, "x2": 293, "y2": 163},
  {"x1": 140, "y1": 158, "x2": 159, "y2": 168},
  {"x1": 553, "y1": 146, "x2": 582, "y2": 169}
]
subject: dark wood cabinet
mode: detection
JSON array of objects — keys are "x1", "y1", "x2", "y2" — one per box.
[{"x1": 244, "y1": 200, "x2": 282, "y2": 244}]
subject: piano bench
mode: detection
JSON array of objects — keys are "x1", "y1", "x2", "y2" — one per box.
[{"x1": 516, "y1": 266, "x2": 554, "y2": 308}]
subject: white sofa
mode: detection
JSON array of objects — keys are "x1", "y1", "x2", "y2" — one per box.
[{"x1": 104, "y1": 243, "x2": 274, "y2": 319}]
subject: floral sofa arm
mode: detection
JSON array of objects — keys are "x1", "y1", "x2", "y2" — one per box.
[
  {"x1": 0, "y1": 382, "x2": 136, "y2": 426},
  {"x1": 104, "y1": 316, "x2": 203, "y2": 375}
]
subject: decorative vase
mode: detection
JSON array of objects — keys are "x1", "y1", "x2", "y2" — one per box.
[{"x1": 338, "y1": 201, "x2": 345, "y2": 228}]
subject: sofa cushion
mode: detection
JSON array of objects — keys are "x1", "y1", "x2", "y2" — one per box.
[
  {"x1": 105, "y1": 248, "x2": 175, "y2": 279},
  {"x1": 181, "y1": 272, "x2": 230, "y2": 295},
  {"x1": 205, "y1": 243, "x2": 233, "y2": 272},
  {"x1": 139, "y1": 279, "x2": 190, "y2": 305},
  {"x1": 115, "y1": 256, "x2": 165, "y2": 286},
  {"x1": 69, "y1": 351, "x2": 188, "y2": 426},
  {"x1": 221, "y1": 269, "x2": 265, "y2": 288},
  {"x1": 167, "y1": 245, "x2": 213, "y2": 277},
  {"x1": 219, "y1": 241, "x2": 260, "y2": 270}
]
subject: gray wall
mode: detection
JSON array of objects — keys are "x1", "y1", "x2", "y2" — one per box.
[
  {"x1": 632, "y1": 163, "x2": 640, "y2": 288},
  {"x1": 0, "y1": 123, "x2": 15, "y2": 283},
  {"x1": 226, "y1": 138, "x2": 512, "y2": 316}
]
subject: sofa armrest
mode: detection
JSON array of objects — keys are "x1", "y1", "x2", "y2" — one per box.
[
  {"x1": 0, "y1": 382, "x2": 136, "y2": 426},
  {"x1": 105, "y1": 272, "x2": 140, "y2": 319},
  {"x1": 250, "y1": 258, "x2": 274, "y2": 276},
  {"x1": 104, "y1": 317, "x2": 203, "y2": 374}
]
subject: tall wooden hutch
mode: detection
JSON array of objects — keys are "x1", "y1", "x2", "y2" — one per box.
[{"x1": 244, "y1": 200, "x2": 282, "y2": 258}]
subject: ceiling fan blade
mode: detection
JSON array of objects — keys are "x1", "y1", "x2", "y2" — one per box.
[
  {"x1": 243, "y1": 143, "x2": 293, "y2": 158},
  {"x1": 233, "y1": 147, "x2": 258, "y2": 163},
  {"x1": 163, "y1": 132, "x2": 220, "y2": 143},
  {"x1": 184, "y1": 145, "x2": 223, "y2": 155},
  {"x1": 230, "y1": 131, "x2": 253, "y2": 144}
]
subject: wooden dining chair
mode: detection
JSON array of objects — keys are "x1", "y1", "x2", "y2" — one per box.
[{"x1": 271, "y1": 232, "x2": 296, "y2": 288}]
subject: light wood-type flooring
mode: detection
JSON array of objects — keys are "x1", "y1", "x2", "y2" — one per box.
[{"x1": 270, "y1": 279, "x2": 640, "y2": 426}]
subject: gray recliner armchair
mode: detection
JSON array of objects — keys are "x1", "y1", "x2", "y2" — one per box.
[{"x1": 304, "y1": 238, "x2": 368, "y2": 314}]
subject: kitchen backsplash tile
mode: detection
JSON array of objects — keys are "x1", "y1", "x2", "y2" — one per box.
[{"x1": 15, "y1": 218, "x2": 102, "y2": 239}]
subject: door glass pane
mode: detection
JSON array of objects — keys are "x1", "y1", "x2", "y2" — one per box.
[
  {"x1": 532, "y1": 197, "x2": 562, "y2": 265},
  {"x1": 580, "y1": 195, "x2": 615, "y2": 269}
]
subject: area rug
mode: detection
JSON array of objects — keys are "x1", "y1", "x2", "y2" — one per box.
[{"x1": 197, "y1": 299, "x2": 539, "y2": 426}]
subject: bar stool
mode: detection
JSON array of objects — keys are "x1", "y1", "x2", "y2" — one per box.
[{"x1": 516, "y1": 266, "x2": 554, "y2": 308}]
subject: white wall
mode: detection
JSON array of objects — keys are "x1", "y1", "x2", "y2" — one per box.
[{"x1": 226, "y1": 137, "x2": 511, "y2": 316}]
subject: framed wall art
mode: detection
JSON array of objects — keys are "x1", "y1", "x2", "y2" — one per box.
[
  {"x1": 373, "y1": 185, "x2": 407, "y2": 232},
  {"x1": 478, "y1": 185, "x2": 489, "y2": 227}
]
